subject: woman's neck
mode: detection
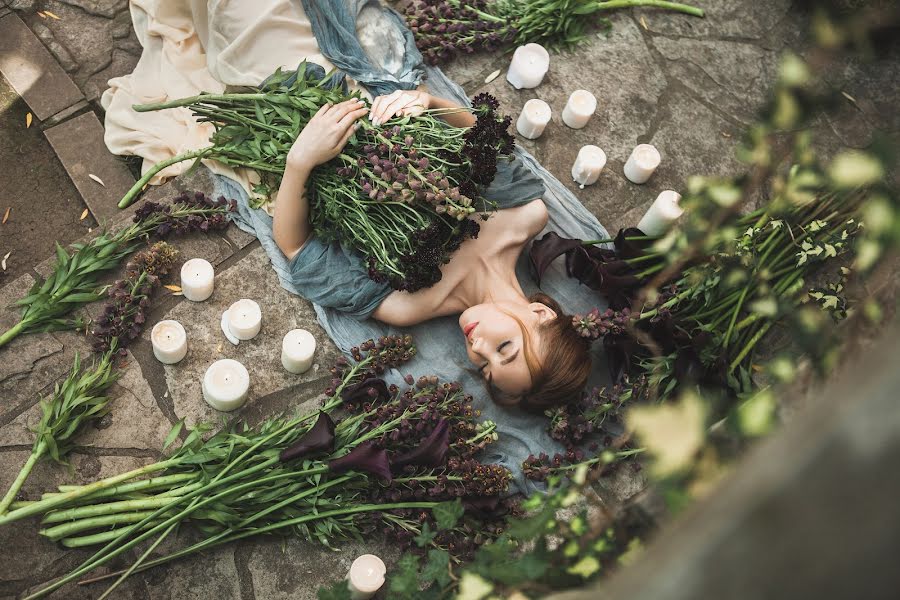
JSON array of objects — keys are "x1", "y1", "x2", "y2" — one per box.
[{"x1": 455, "y1": 256, "x2": 528, "y2": 309}]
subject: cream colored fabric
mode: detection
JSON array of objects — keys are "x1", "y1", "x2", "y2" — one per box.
[{"x1": 102, "y1": 0, "x2": 365, "y2": 201}]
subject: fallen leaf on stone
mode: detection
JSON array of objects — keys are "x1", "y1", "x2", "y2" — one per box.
[
  {"x1": 216, "y1": 342, "x2": 223, "y2": 353},
  {"x1": 164, "y1": 284, "x2": 183, "y2": 295},
  {"x1": 43, "y1": 10, "x2": 61, "y2": 20},
  {"x1": 841, "y1": 91, "x2": 860, "y2": 109},
  {"x1": 640, "y1": 16, "x2": 648, "y2": 30},
  {"x1": 79, "y1": 208, "x2": 89, "y2": 221},
  {"x1": 1, "y1": 207, "x2": 9, "y2": 224},
  {"x1": 25, "y1": 112, "x2": 32, "y2": 128},
  {"x1": 484, "y1": 69, "x2": 501, "y2": 84},
  {"x1": 721, "y1": 132, "x2": 732, "y2": 138},
  {"x1": 88, "y1": 174, "x2": 106, "y2": 186},
  {"x1": 1, "y1": 252, "x2": 10, "y2": 271},
  {"x1": 142, "y1": 184, "x2": 148, "y2": 191},
  {"x1": 37, "y1": 11, "x2": 47, "y2": 18}
]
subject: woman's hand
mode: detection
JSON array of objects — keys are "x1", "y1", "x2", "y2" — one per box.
[
  {"x1": 369, "y1": 89, "x2": 431, "y2": 126},
  {"x1": 287, "y1": 98, "x2": 369, "y2": 170}
]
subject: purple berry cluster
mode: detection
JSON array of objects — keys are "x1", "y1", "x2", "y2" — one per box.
[
  {"x1": 403, "y1": 0, "x2": 517, "y2": 65},
  {"x1": 133, "y1": 191, "x2": 236, "y2": 238},
  {"x1": 91, "y1": 241, "x2": 179, "y2": 355},
  {"x1": 572, "y1": 307, "x2": 634, "y2": 340}
]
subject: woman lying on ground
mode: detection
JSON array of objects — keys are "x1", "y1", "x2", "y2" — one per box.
[{"x1": 273, "y1": 88, "x2": 591, "y2": 409}]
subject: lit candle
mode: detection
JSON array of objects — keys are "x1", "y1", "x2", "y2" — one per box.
[
  {"x1": 202, "y1": 359, "x2": 250, "y2": 412},
  {"x1": 506, "y1": 43, "x2": 550, "y2": 89},
  {"x1": 515, "y1": 99, "x2": 552, "y2": 139},
  {"x1": 150, "y1": 320, "x2": 187, "y2": 364},
  {"x1": 561, "y1": 90, "x2": 597, "y2": 129},
  {"x1": 226, "y1": 299, "x2": 262, "y2": 341},
  {"x1": 281, "y1": 329, "x2": 317, "y2": 374},
  {"x1": 346, "y1": 554, "x2": 386, "y2": 600},
  {"x1": 638, "y1": 190, "x2": 684, "y2": 236},
  {"x1": 623, "y1": 144, "x2": 661, "y2": 184},
  {"x1": 180, "y1": 258, "x2": 214, "y2": 302},
  {"x1": 571, "y1": 145, "x2": 607, "y2": 187}
]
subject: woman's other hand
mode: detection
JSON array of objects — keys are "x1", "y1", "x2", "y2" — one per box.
[
  {"x1": 369, "y1": 89, "x2": 431, "y2": 126},
  {"x1": 287, "y1": 99, "x2": 368, "y2": 170}
]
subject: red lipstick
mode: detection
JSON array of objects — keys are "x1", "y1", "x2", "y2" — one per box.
[{"x1": 463, "y1": 321, "x2": 478, "y2": 339}]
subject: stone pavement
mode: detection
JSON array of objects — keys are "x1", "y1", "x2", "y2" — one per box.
[{"x1": 0, "y1": 0, "x2": 898, "y2": 598}]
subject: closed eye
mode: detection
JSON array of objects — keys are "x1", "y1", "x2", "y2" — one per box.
[{"x1": 497, "y1": 341, "x2": 510, "y2": 353}]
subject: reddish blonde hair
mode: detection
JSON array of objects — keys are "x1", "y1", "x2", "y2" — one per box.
[{"x1": 490, "y1": 293, "x2": 592, "y2": 411}]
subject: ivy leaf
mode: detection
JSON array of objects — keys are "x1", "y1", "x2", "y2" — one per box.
[
  {"x1": 433, "y1": 498, "x2": 464, "y2": 531},
  {"x1": 414, "y1": 521, "x2": 437, "y2": 547},
  {"x1": 566, "y1": 555, "x2": 601, "y2": 579},
  {"x1": 421, "y1": 548, "x2": 451, "y2": 587},
  {"x1": 457, "y1": 572, "x2": 493, "y2": 600},
  {"x1": 316, "y1": 579, "x2": 352, "y2": 600},
  {"x1": 387, "y1": 554, "x2": 420, "y2": 599}
]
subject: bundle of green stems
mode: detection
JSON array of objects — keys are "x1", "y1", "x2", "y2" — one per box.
[{"x1": 620, "y1": 190, "x2": 862, "y2": 378}]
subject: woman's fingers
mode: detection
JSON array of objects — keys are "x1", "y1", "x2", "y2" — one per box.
[
  {"x1": 371, "y1": 91, "x2": 403, "y2": 125},
  {"x1": 337, "y1": 106, "x2": 370, "y2": 129},
  {"x1": 335, "y1": 121, "x2": 360, "y2": 150},
  {"x1": 381, "y1": 93, "x2": 414, "y2": 122},
  {"x1": 326, "y1": 98, "x2": 366, "y2": 122}
]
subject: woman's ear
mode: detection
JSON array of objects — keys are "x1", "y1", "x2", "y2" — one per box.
[{"x1": 528, "y1": 302, "x2": 558, "y2": 324}]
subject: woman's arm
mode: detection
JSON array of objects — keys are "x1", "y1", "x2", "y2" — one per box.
[{"x1": 273, "y1": 99, "x2": 369, "y2": 260}]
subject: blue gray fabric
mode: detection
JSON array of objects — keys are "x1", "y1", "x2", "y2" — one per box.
[
  {"x1": 220, "y1": 0, "x2": 615, "y2": 495},
  {"x1": 299, "y1": 0, "x2": 425, "y2": 97}
]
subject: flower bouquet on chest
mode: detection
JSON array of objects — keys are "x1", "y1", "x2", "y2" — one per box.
[
  {"x1": 121, "y1": 63, "x2": 515, "y2": 292},
  {"x1": 3, "y1": 336, "x2": 516, "y2": 599}
]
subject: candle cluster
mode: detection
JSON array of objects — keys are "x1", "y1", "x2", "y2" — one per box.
[
  {"x1": 149, "y1": 258, "x2": 319, "y2": 416},
  {"x1": 503, "y1": 42, "x2": 683, "y2": 234}
]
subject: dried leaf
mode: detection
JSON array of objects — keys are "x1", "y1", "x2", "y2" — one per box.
[
  {"x1": 216, "y1": 342, "x2": 223, "y2": 353},
  {"x1": 721, "y1": 131, "x2": 732, "y2": 138},
  {"x1": 37, "y1": 11, "x2": 47, "y2": 18},
  {"x1": 79, "y1": 208, "x2": 89, "y2": 221},
  {"x1": 841, "y1": 90, "x2": 858, "y2": 106},
  {"x1": 43, "y1": 10, "x2": 61, "y2": 20},
  {"x1": 26, "y1": 112, "x2": 33, "y2": 128},
  {"x1": 640, "y1": 16, "x2": 648, "y2": 30},
  {"x1": 88, "y1": 174, "x2": 105, "y2": 186},
  {"x1": 2, "y1": 207, "x2": 9, "y2": 224},
  {"x1": 164, "y1": 284, "x2": 183, "y2": 294},
  {"x1": 484, "y1": 69, "x2": 501, "y2": 84},
  {"x1": 1, "y1": 251, "x2": 10, "y2": 271}
]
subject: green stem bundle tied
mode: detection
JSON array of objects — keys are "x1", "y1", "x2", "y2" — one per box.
[{"x1": 121, "y1": 63, "x2": 514, "y2": 291}]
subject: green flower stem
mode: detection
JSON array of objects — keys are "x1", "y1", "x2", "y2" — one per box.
[
  {"x1": 132, "y1": 94, "x2": 270, "y2": 112},
  {"x1": 722, "y1": 287, "x2": 750, "y2": 347},
  {"x1": 42, "y1": 496, "x2": 180, "y2": 524},
  {"x1": 0, "y1": 321, "x2": 25, "y2": 349},
  {"x1": 118, "y1": 148, "x2": 212, "y2": 208},
  {"x1": 0, "y1": 459, "x2": 178, "y2": 526},
  {"x1": 42, "y1": 510, "x2": 163, "y2": 540},
  {"x1": 63, "y1": 520, "x2": 165, "y2": 548},
  {"x1": 0, "y1": 439, "x2": 46, "y2": 514},
  {"x1": 52, "y1": 473, "x2": 195, "y2": 501},
  {"x1": 729, "y1": 323, "x2": 772, "y2": 372},
  {"x1": 97, "y1": 522, "x2": 178, "y2": 600},
  {"x1": 593, "y1": 0, "x2": 704, "y2": 18}
]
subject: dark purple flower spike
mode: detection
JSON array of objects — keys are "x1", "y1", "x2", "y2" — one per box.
[
  {"x1": 391, "y1": 418, "x2": 450, "y2": 473},
  {"x1": 341, "y1": 378, "x2": 390, "y2": 406},
  {"x1": 328, "y1": 442, "x2": 393, "y2": 482},
  {"x1": 279, "y1": 412, "x2": 336, "y2": 463}
]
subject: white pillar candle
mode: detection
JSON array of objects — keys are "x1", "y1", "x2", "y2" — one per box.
[
  {"x1": 515, "y1": 99, "x2": 552, "y2": 139},
  {"x1": 506, "y1": 43, "x2": 550, "y2": 89},
  {"x1": 623, "y1": 144, "x2": 661, "y2": 184},
  {"x1": 150, "y1": 320, "x2": 187, "y2": 364},
  {"x1": 180, "y1": 258, "x2": 214, "y2": 302},
  {"x1": 638, "y1": 190, "x2": 684, "y2": 235},
  {"x1": 571, "y1": 145, "x2": 607, "y2": 187},
  {"x1": 226, "y1": 299, "x2": 262, "y2": 341},
  {"x1": 562, "y1": 90, "x2": 597, "y2": 129},
  {"x1": 202, "y1": 359, "x2": 250, "y2": 412},
  {"x1": 281, "y1": 329, "x2": 317, "y2": 374},
  {"x1": 346, "y1": 554, "x2": 386, "y2": 600}
]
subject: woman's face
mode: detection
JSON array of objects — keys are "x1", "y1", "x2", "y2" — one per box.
[{"x1": 458, "y1": 301, "x2": 557, "y2": 401}]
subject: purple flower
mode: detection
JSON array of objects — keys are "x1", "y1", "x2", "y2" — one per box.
[
  {"x1": 341, "y1": 378, "x2": 390, "y2": 406},
  {"x1": 328, "y1": 442, "x2": 392, "y2": 481},
  {"x1": 279, "y1": 412, "x2": 336, "y2": 462},
  {"x1": 391, "y1": 418, "x2": 450, "y2": 472}
]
